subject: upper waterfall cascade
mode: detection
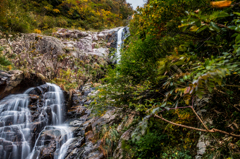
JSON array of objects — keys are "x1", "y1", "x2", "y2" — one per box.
[
  {"x1": 116, "y1": 27, "x2": 124, "y2": 64},
  {"x1": 115, "y1": 27, "x2": 130, "y2": 64}
]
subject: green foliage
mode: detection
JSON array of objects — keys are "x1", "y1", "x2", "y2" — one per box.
[
  {"x1": 99, "y1": 123, "x2": 120, "y2": 156},
  {"x1": 121, "y1": 114, "x2": 199, "y2": 159},
  {"x1": 0, "y1": 56, "x2": 12, "y2": 66},
  {"x1": 0, "y1": 46, "x2": 13, "y2": 71},
  {"x1": 95, "y1": 0, "x2": 240, "y2": 113},
  {"x1": 0, "y1": 0, "x2": 133, "y2": 33},
  {"x1": 162, "y1": 150, "x2": 192, "y2": 159},
  {"x1": 91, "y1": 0, "x2": 240, "y2": 158},
  {"x1": 134, "y1": 132, "x2": 168, "y2": 158}
]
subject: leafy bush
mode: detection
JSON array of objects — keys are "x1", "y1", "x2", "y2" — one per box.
[
  {"x1": 0, "y1": 56, "x2": 12, "y2": 66},
  {"x1": 0, "y1": 47, "x2": 13, "y2": 71},
  {"x1": 134, "y1": 132, "x2": 168, "y2": 158},
  {"x1": 120, "y1": 114, "x2": 198, "y2": 159},
  {"x1": 56, "y1": 16, "x2": 68, "y2": 27}
]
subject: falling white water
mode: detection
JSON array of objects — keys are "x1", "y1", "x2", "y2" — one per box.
[
  {"x1": 27, "y1": 83, "x2": 74, "y2": 159},
  {"x1": 53, "y1": 125, "x2": 73, "y2": 159},
  {"x1": 116, "y1": 27, "x2": 124, "y2": 64},
  {"x1": 58, "y1": 138, "x2": 75, "y2": 159},
  {"x1": 28, "y1": 125, "x2": 73, "y2": 159},
  {"x1": 45, "y1": 83, "x2": 64, "y2": 124},
  {"x1": 0, "y1": 83, "x2": 72, "y2": 159},
  {"x1": 0, "y1": 94, "x2": 31, "y2": 159}
]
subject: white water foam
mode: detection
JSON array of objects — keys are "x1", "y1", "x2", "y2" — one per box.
[{"x1": 116, "y1": 27, "x2": 124, "y2": 64}]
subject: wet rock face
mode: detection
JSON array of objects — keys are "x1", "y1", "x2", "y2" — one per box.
[
  {"x1": 0, "y1": 70, "x2": 45, "y2": 99},
  {"x1": 0, "y1": 79, "x2": 137, "y2": 159},
  {"x1": 30, "y1": 126, "x2": 76, "y2": 159},
  {"x1": 59, "y1": 83, "x2": 127, "y2": 159}
]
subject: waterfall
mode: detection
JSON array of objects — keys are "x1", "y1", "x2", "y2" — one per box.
[
  {"x1": 27, "y1": 83, "x2": 73, "y2": 159},
  {"x1": 28, "y1": 126, "x2": 73, "y2": 159},
  {"x1": 115, "y1": 27, "x2": 130, "y2": 64},
  {"x1": 44, "y1": 83, "x2": 64, "y2": 125},
  {"x1": 116, "y1": 27, "x2": 124, "y2": 64},
  {"x1": 0, "y1": 83, "x2": 73, "y2": 159},
  {"x1": 0, "y1": 94, "x2": 31, "y2": 159}
]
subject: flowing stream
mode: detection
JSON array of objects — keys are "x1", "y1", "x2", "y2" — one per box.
[{"x1": 0, "y1": 83, "x2": 73, "y2": 159}]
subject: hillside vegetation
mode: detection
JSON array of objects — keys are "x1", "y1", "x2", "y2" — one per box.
[
  {"x1": 92, "y1": 0, "x2": 240, "y2": 158},
  {"x1": 0, "y1": 0, "x2": 133, "y2": 33},
  {"x1": 2, "y1": 0, "x2": 240, "y2": 158}
]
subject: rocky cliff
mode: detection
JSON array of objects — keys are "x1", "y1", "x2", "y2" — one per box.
[
  {"x1": 0, "y1": 70, "x2": 45, "y2": 99},
  {"x1": 0, "y1": 27, "x2": 123, "y2": 89},
  {"x1": 0, "y1": 27, "x2": 135, "y2": 159}
]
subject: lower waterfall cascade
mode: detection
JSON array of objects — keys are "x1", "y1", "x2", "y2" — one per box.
[
  {"x1": 0, "y1": 83, "x2": 73, "y2": 159},
  {"x1": 0, "y1": 27, "x2": 130, "y2": 159}
]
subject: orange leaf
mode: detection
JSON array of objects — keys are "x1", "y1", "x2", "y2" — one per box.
[
  {"x1": 184, "y1": 87, "x2": 191, "y2": 94},
  {"x1": 210, "y1": 1, "x2": 232, "y2": 8}
]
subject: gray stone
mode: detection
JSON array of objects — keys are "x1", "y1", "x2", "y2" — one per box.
[{"x1": 70, "y1": 120, "x2": 83, "y2": 127}]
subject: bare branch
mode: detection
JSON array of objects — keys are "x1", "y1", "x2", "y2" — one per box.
[{"x1": 154, "y1": 107, "x2": 240, "y2": 137}]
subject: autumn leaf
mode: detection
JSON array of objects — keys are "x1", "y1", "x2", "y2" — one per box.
[
  {"x1": 184, "y1": 87, "x2": 191, "y2": 94},
  {"x1": 210, "y1": 1, "x2": 232, "y2": 8},
  {"x1": 53, "y1": 9, "x2": 60, "y2": 13},
  {"x1": 190, "y1": 26, "x2": 199, "y2": 32},
  {"x1": 34, "y1": 29, "x2": 41, "y2": 34}
]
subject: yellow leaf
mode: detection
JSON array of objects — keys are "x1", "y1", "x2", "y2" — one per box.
[
  {"x1": 34, "y1": 29, "x2": 41, "y2": 34},
  {"x1": 190, "y1": 26, "x2": 199, "y2": 32},
  {"x1": 184, "y1": 99, "x2": 190, "y2": 105},
  {"x1": 53, "y1": 9, "x2": 60, "y2": 13},
  {"x1": 210, "y1": 1, "x2": 232, "y2": 8},
  {"x1": 7, "y1": 65, "x2": 12, "y2": 71},
  {"x1": 178, "y1": 23, "x2": 189, "y2": 28}
]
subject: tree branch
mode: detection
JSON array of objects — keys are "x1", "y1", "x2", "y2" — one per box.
[
  {"x1": 154, "y1": 108, "x2": 240, "y2": 137},
  {"x1": 154, "y1": 114, "x2": 209, "y2": 132}
]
